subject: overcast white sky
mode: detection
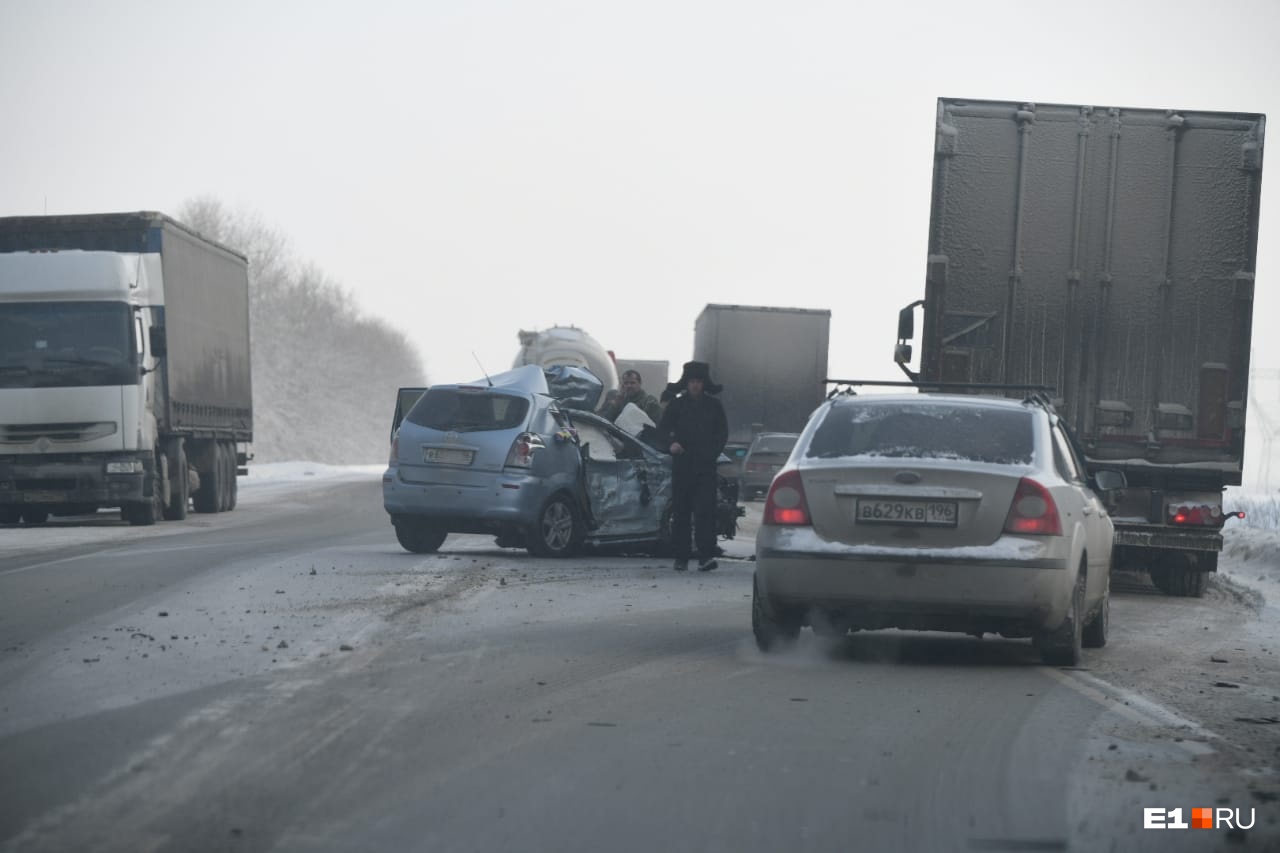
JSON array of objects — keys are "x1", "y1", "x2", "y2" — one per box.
[{"x1": 2, "y1": 1, "x2": 1278, "y2": 400}]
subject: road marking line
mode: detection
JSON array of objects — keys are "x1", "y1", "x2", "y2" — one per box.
[{"x1": 1041, "y1": 666, "x2": 1219, "y2": 755}]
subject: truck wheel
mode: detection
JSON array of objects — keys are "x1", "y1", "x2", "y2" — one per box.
[
  {"x1": 122, "y1": 493, "x2": 161, "y2": 526},
  {"x1": 21, "y1": 509, "x2": 50, "y2": 525},
  {"x1": 193, "y1": 443, "x2": 222, "y2": 513},
  {"x1": 394, "y1": 520, "x2": 447, "y2": 553},
  {"x1": 1039, "y1": 566, "x2": 1085, "y2": 666},
  {"x1": 1150, "y1": 552, "x2": 1207, "y2": 598},
  {"x1": 227, "y1": 448, "x2": 239, "y2": 511},
  {"x1": 163, "y1": 442, "x2": 189, "y2": 521},
  {"x1": 1, "y1": 507, "x2": 21, "y2": 524},
  {"x1": 526, "y1": 495, "x2": 582, "y2": 557},
  {"x1": 752, "y1": 573, "x2": 801, "y2": 652}
]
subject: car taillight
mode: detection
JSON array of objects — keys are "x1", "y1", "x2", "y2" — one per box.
[
  {"x1": 1168, "y1": 503, "x2": 1223, "y2": 527},
  {"x1": 504, "y1": 432, "x2": 545, "y2": 468},
  {"x1": 1003, "y1": 478, "x2": 1062, "y2": 536},
  {"x1": 389, "y1": 431, "x2": 400, "y2": 465},
  {"x1": 763, "y1": 470, "x2": 810, "y2": 526}
]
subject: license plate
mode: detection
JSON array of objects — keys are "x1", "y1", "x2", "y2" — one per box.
[
  {"x1": 856, "y1": 499, "x2": 957, "y2": 526},
  {"x1": 25, "y1": 491, "x2": 68, "y2": 503},
  {"x1": 422, "y1": 447, "x2": 474, "y2": 465}
]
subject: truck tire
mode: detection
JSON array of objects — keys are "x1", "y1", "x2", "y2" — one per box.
[
  {"x1": 526, "y1": 495, "x2": 583, "y2": 558},
  {"x1": 123, "y1": 489, "x2": 162, "y2": 526},
  {"x1": 21, "y1": 509, "x2": 50, "y2": 525},
  {"x1": 163, "y1": 442, "x2": 189, "y2": 521},
  {"x1": 1149, "y1": 552, "x2": 1208, "y2": 598},
  {"x1": 218, "y1": 444, "x2": 232, "y2": 512},
  {"x1": 1, "y1": 507, "x2": 21, "y2": 524},
  {"x1": 227, "y1": 447, "x2": 239, "y2": 511},
  {"x1": 193, "y1": 443, "x2": 222, "y2": 514}
]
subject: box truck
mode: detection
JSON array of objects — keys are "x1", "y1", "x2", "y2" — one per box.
[
  {"x1": 0, "y1": 212, "x2": 253, "y2": 525},
  {"x1": 693, "y1": 304, "x2": 831, "y2": 447},
  {"x1": 895, "y1": 98, "x2": 1264, "y2": 595}
]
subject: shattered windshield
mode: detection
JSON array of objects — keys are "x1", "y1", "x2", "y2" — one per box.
[{"x1": 0, "y1": 301, "x2": 137, "y2": 388}]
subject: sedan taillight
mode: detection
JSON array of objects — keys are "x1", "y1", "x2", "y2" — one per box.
[
  {"x1": 763, "y1": 470, "x2": 810, "y2": 526},
  {"x1": 1003, "y1": 478, "x2": 1062, "y2": 536},
  {"x1": 504, "y1": 432, "x2": 545, "y2": 468}
]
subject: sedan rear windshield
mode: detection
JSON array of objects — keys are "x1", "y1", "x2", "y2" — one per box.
[
  {"x1": 806, "y1": 402, "x2": 1034, "y2": 465},
  {"x1": 405, "y1": 388, "x2": 530, "y2": 432}
]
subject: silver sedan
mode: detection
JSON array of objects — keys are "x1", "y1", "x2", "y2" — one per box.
[{"x1": 753, "y1": 393, "x2": 1124, "y2": 665}]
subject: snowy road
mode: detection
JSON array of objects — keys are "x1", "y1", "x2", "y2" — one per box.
[{"x1": 1, "y1": 469, "x2": 1277, "y2": 851}]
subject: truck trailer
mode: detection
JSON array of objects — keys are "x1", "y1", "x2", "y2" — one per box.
[
  {"x1": 0, "y1": 212, "x2": 253, "y2": 525},
  {"x1": 693, "y1": 304, "x2": 831, "y2": 446},
  {"x1": 895, "y1": 98, "x2": 1264, "y2": 596}
]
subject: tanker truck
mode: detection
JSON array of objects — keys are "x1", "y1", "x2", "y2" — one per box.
[{"x1": 512, "y1": 326, "x2": 619, "y2": 397}]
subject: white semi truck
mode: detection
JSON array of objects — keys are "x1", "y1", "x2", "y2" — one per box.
[{"x1": 0, "y1": 212, "x2": 253, "y2": 526}]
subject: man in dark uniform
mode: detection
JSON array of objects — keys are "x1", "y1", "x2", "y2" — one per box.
[{"x1": 657, "y1": 361, "x2": 729, "y2": 572}]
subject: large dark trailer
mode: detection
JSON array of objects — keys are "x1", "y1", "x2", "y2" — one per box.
[{"x1": 895, "y1": 98, "x2": 1265, "y2": 596}]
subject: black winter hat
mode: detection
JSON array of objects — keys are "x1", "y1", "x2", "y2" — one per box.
[{"x1": 662, "y1": 360, "x2": 723, "y2": 401}]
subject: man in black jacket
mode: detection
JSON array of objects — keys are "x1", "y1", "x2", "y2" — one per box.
[{"x1": 658, "y1": 361, "x2": 729, "y2": 572}]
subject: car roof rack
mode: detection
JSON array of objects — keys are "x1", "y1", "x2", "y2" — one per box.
[{"x1": 824, "y1": 379, "x2": 1059, "y2": 414}]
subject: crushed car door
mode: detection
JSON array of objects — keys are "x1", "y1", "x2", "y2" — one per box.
[{"x1": 575, "y1": 419, "x2": 667, "y2": 537}]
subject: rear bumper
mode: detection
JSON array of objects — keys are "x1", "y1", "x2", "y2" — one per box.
[
  {"x1": 756, "y1": 525, "x2": 1073, "y2": 632},
  {"x1": 1112, "y1": 523, "x2": 1222, "y2": 553},
  {"x1": 381, "y1": 465, "x2": 551, "y2": 530},
  {"x1": 0, "y1": 452, "x2": 152, "y2": 507}
]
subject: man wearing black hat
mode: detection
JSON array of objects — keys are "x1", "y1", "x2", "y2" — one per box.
[{"x1": 657, "y1": 361, "x2": 729, "y2": 572}]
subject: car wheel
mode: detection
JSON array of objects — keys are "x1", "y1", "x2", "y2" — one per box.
[
  {"x1": 394, "y1": 520, "x2": 447, "y2": 554},
  {"x1": 1082, "y1": 577, "x2": 1109, "y2": 649},
  {"x1": 752, "y1": 573, "x2": 801, "y2": 652},
  {"x1": 1039, "y1": 566, "x2": 1085, "y2": 666},
  {"x1": 527, "y1": 495, "x2": 582, "y2": 558}
]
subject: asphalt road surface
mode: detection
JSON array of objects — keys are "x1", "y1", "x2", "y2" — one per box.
[{"x1": 2, "y1": 479, "x2": 1276, "y2": 852}]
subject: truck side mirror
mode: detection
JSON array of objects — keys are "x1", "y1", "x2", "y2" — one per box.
[
  {"x1": 149, "y1": 327, "x2": 167, "y2": 358},
  {"x1": 149, "y1": 322, "x2": 167, "y2": 356},
  {"x1": 894, "y1": 343, "x2": 913, "y2": 364},
  {"x1": 897, "y1": 305, "x2": 915, "y2": 341}
]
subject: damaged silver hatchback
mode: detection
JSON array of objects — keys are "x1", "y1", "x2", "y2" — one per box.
[{"x1": 384, "y1": 364, "x2": 706, "y2": 557}]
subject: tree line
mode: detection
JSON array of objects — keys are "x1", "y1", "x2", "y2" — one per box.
[{"x1": 180, "y1": 198, "x2": 424, "y2": 464}]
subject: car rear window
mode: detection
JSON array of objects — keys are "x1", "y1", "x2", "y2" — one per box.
[
  {"x1": 752, "y1": 435, "x2": 798, "y2": 454},
  {"x1": 805, "y1": 402, "x2": 1034, "y2": 465},
  {"x1": 405, "y1": 388, "x2": 530, "y2": 432}
]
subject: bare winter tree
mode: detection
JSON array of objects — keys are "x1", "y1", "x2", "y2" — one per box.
[{"x1": 178, "y1": 198, "x2": 425, "y2": 463}]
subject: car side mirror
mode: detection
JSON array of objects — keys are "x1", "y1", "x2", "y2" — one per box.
[{"x1": 1092, "y1": 470, "x2": 1126, "y2": 492}]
